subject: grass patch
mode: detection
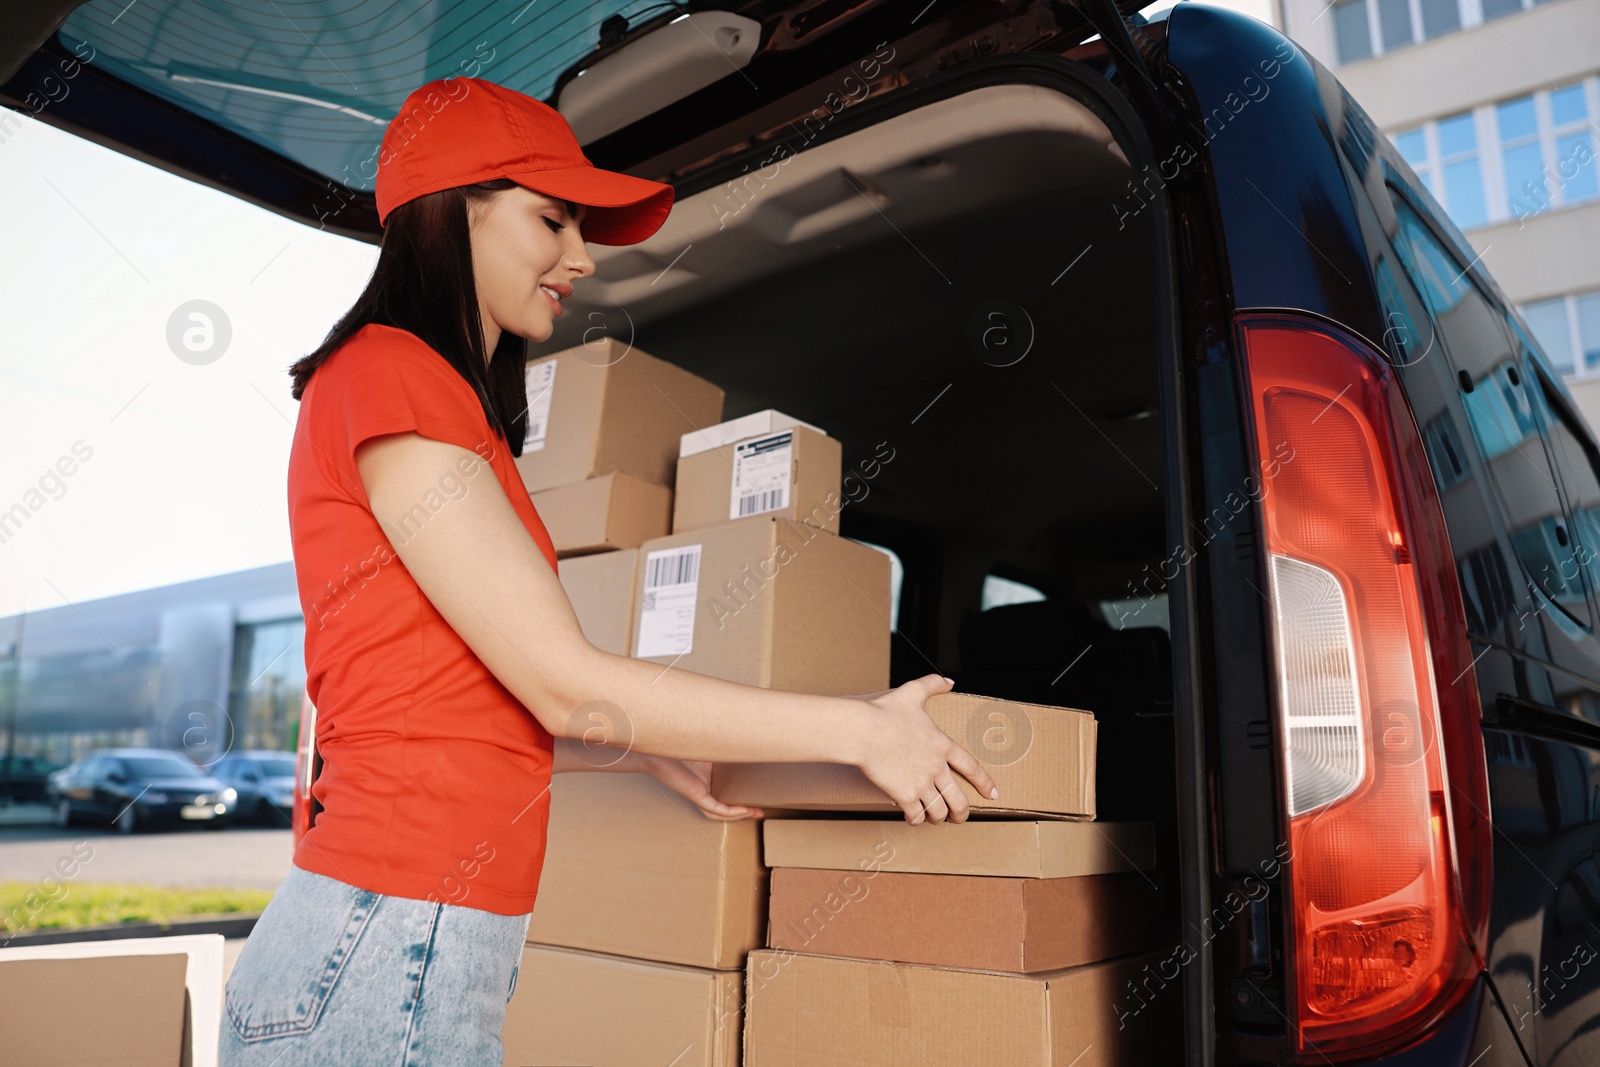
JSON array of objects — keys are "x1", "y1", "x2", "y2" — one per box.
[{"x1": 0, "y1": 882, "x2": 273, "y2": 936}]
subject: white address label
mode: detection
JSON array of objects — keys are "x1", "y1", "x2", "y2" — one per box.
[
  {"x1": 635, "y1": 544, "x2": 702, "y2": 658},
  {"x1": 523, "y1": 361, "x2": 557, "y2": 453},
  {"x1": 730, "y1": 431, "x2": 793, "y2": 520}
]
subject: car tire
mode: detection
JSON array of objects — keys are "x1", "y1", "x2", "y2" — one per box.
[
  {"x1": 114, "y1": 805, "x2": 139, "y2": 835},
  {"x1": 55, "y1": 798, "x2": 74, "y2": 829}
]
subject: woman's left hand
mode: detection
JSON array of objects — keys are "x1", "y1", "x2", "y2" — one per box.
[{"x1": 635, "y1": 753, "x2": 764, "y2": 821}]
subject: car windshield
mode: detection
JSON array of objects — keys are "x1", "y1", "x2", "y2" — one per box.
[
  {"x1": 256, "y1": 755, "x2": 297, "y2": 777},
  {"x1": 121, "y1": 757, "x2": 205, "y2": 779},
  {"x1": 57, "y1": 0, "x2": 640, "y2": 192}
]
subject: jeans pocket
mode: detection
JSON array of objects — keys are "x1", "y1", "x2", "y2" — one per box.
[{"x1": 224, "y1": 873, "x2": 380, "y2": 1042}]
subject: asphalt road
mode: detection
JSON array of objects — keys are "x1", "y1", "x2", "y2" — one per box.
[{"x1": 0, "y1": 821, "x2": 295, "y2": 891}]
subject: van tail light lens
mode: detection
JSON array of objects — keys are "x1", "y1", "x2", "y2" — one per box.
[
  {"x1": 292, "y1": 689, "x2": 318, "y2": 845},
  {"x1": 1237, "y1": 314, "x2": 1491, "y2": 1060}
]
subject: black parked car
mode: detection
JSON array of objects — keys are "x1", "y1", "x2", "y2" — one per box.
[
  {"x1": 47, "y1": 748, "x2": 237, "y2": 833},
  {"x1": 211, "y1": 751, "x2": 296, "y2": 825},
  {"x1": 5, "y1": 1, "x2": 1591, "y2": 1062},
  {"x1": 0, "y1": 754, "x2": 63, "y2": 803}
]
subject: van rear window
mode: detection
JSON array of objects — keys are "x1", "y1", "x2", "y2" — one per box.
[{"x1": 59, "y1": 0, "x2": 636, "y2": 190}]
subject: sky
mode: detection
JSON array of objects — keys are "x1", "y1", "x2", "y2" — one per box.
[{"x1": 0, "y1": 0, "x2": 1275, "y2": 620}]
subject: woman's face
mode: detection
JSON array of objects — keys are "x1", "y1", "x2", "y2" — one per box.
[{"x1": 467, "y1": 185, "x2": 594, "y2": 348}]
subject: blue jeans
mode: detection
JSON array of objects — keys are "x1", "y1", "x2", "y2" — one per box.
[{"x1": 218, "y1": 863, "x2": 533, "y2": 1066}]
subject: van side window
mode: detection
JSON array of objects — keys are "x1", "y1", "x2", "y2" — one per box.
[
  {"x1": 1420, "y1": 412, "x2": 1470, "y2": 491},
  {"x1": 1528, "y1": 362, "x2": 1600, "y2": 613},
  {"x1": 980, "y1": 575, "x2": 1046, "y2": 610},
  {"x1": 1388, "y1": 194, "x2": 1590, "y2": 628}
]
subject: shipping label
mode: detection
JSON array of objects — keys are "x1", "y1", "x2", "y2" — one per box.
[
  {"x1": 730, "y1": 431, "x2": 793, "y2": 520},
  {"x1": 635, "y1": 544, "x2": 703, "y2": 658},
  {"x1": 522, "y1": 360, "x2": 557, "y2": 452}
]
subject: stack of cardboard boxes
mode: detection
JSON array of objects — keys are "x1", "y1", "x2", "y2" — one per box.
[
  {"x1": 502, "y1": 342, "x2": 1175, "y2": 1065},
  {"x1": 503, "y1": 342, "x2": 893, "y2": 1066},
  {"x1": 712, "y1": 694, "x2": 1178, "y2": 1065}
]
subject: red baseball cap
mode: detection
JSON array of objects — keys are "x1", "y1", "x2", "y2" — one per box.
[{"x1": 373, "y1": 77, "x2": 674, "y2": 245}]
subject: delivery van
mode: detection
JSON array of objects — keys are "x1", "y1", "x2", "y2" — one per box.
[{"x1": 7, "y1": 0, "x2": 1596, "y2": 1062}]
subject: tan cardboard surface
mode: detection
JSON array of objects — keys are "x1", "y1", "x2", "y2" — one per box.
[
  {"x1": 673, "y1": 425, "x2": 842, "y2": 534},
  {"x1": 0, "y1": 952, "x2": 189, "y2": 1066},
  {"x1": 504, "y1": 943, "x2": 741, "y2": 1067},
  {"x1": 767, "y1": 867, "x2": 1161, "y2": 972},
  {"x1": 533, "y1": 471, "x2": 672, "y2": 556},
  {"x1": 557, "y1": 547, "x2": 637, "y2": 657},
  {"x1": 761, "y1": 818, "x2": 1154, "y2": 877},
  {"x1": 714, "y1": 692, "x2": 1096, "y2": 818},
  {"x1": 743, "y1": 949, "x2": 1178, "y2": 1066},
  {"x1": 514, "y1": 340, "x2": 723, "y2": 492},
  {"x1": 632, "y1": 517, "x2": 890, "y2": 695},
  {"x1": 527, "y1": 771, "x2": 765, "y2": 969}
]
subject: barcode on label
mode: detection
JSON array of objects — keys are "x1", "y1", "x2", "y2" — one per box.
[
  {"x1": 645, "y1": 547, "x2": 700, "y2": 589},
  {"x1": 737, "y1": 489, "x2": 785, "y2": 516}
]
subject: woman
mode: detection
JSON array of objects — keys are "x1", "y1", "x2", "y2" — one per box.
[{"x1": 219, "y1": 77, "x2": 997, "y2": 1065}]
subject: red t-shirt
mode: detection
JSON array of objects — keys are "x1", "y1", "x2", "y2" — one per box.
[{"x1": 286, "y1": 322, "x2": 559, "y2": 916}]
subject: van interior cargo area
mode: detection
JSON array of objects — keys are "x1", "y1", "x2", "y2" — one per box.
[{"x1": 536, "y1": 80, "x2": 1182, "y2": 922}]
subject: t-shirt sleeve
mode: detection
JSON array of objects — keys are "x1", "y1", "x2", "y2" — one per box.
[{"x1": 317, "y1": 341, "x2": 498, "y2": 504}]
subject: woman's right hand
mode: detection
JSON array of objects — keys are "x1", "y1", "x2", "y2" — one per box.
[{"x1": 852, "y1": 674, "x2": 999, "y2": 825}]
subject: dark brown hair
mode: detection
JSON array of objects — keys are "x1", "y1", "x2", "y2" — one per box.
[{"x1": 288, "y1": 177, "x2": 531, "y2": 454}]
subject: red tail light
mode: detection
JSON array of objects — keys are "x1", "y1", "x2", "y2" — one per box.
[
  {"x1": 292, "y1": 690, "x2": 318, "y2": 846},
  {"x1": 1236, "y1": 314, "x2": 1491, "y2": 1060}
]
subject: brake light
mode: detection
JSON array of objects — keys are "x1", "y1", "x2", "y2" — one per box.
[
  {"x1": 292, "y1": 690, "x2": 317, "y2": 845},
  {"x1": 1237, "y1": 314, "x2": 1491, "y2": 1060}
]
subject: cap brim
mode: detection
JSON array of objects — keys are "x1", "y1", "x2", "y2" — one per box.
[{"x1": 506, "y1": 164, "x2": 675, "y2": 246}]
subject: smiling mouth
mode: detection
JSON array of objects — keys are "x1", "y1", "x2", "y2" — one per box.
[{"x1": 540, "y1": 285, "x2": 563, "y2": 315}]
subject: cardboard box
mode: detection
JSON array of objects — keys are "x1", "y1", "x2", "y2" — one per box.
[
  {"x1": 527, "y1": 771, "x2": 765, "y2": 969},
  {"x1": 533, "y1": 471, "x2": 672, "y2": 556},
  {"x1": 673, "y1": 422, "x2": 843, "y2": 535},
  {"x1": 743, "y1": 949, "x2": 1178, "y2": 1066},
  {"x1": 631, "y1": 517, "x2": 891, "y2": 696},
  {"x1": 767, "y1": 867, "x2": 1160, "y2": 972},
  {"x1": 762, "y1": 818, "x2": 1154, "y2": 877},
  {"x1": 0, "y1": 934, "x2": 225, "y2": 1067},
  {"x1": 504, "y1": 943, "x2": 741, "y2": 1067},
  {"x1": 713, "y1": 693, "x2": 1096, "y2": 818},
  {"x1": 558, "y1": 547, "x2": 638, "y2": 657},
  {"x1": 514, "y1": 339, "x2": 724, "y2": 493}
]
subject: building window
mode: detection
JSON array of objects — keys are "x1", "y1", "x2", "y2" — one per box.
[
  {"x1": 227, "y1": 617, "x2": 307, "y2": 753},
  {"x1": 1331, "y1": 0, "x2": 1558, "y2": 62},
  {"x1": 1419, "y1": 0, "x2": 1462, "y2": 37},
  {"x1": 1333, "y1": 0, "x2": 1373, "y2": 63},
  {"x1": 1438, "y1": 111, "x2": 1489, "y2": 228},
  {"x1": 1521, "y1": 290, "x2": 1600, "y2": 379},
  {"x1": 1391, "y1": 76, "x2": 1600, "y2": 231},
  {"x1": 1377, "y1": 0, "x2": 1415, "y2": 50},
  {"x1": 1498, "y1": 83, "x2": 1599, "y2": 222}
]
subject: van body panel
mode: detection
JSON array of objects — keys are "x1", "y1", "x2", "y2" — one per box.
[{"x1": 1168, "y1": 6, "x2": 1592, "y2": 1063}]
